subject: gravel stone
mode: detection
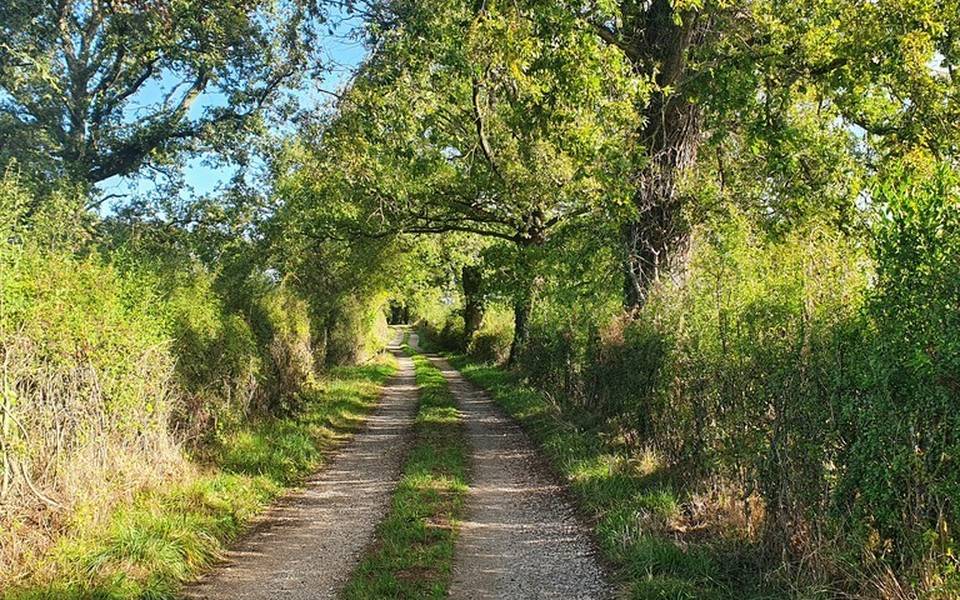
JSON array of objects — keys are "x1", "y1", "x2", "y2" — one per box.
[
  {"x1": 181, "y1": 344, "x2": 417, "y2": 600},
  {"x1": 427, "y1": 355, "x2": 614, "y2": 599}
]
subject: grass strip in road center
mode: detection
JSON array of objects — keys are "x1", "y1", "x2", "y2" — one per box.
[{"x1": 344, "y1": 349, "x2": 468, "y2": 599}]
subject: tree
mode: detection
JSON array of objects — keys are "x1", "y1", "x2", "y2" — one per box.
[
  {"x1": 295, "y1": 0, "x2": 639, "y2": 362},
  {"x1": 574, "y1": 0, "x2": 710, "y2": 310},
  {"x1": 0, "y1": 0, "x2": 327, "y2": 192},
  {"x1": 567, "y1": 0, "x2": 960, "y2": 309}
]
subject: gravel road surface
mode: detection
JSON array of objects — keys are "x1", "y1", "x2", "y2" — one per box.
[
  {"x1": 427, "y1": 355, "x2": 613, "y2": 599},
  {"x1": 182, "y1": 343, "x2": 417, "y2": 600}
]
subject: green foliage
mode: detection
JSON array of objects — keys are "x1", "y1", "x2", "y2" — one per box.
[
  {"x1": 466, "y1": 306, "x2": 514, "y2": 365},
  {"x1": 311, "y1": 0, "x2": 640, "y2": 240},
  {"x1": 834, "y1": 166, "x2": 960, "y2": 583},
  {"x1": 1, "y1": 174, "x2": 178, "y2": 542},
  {"x1": 6, "y1": 0, "x2": 960, "y2": 595},
  {"x1": 438, "y1": 177, "x2": 960, "y2": 594},
  {"x1": 279, "y1": 0, "x2": 646, "y2": 361},
  {"x1": 253, "y1": 281, "x2": 315, "y2": 413},
  {"x1": 0, "y1": 0, "x2": 328, "y2": 186},
  {"x1": 154, "y1": 264, "x2": 261, "y2": 437},
  {"x1": 325, "y1": 293, "x2": 393, "y2": 367}
]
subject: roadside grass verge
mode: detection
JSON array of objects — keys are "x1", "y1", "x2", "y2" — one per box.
[
  {"x1": 3, "y1": 358, "x2": 396, "y2": 600},
  {"x1": 445, "y1": 354, "x2": 785, "y2": 600},
  {"x1": 344, "y1": 349, "x2": 468, "y2": 599}
]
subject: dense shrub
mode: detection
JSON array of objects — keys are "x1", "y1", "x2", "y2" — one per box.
[
  {"x1": 837, "y1": 168, "x2": 960, "y2": 587},
  {"x1": 118, "y1": 259, "x2": 318, "y2": 433},
  {"x1": 0, "y1": 173, "x2": 395, "y2": 586},
  {"x1": 324, "y1": 293, "x2": 392, "y2": 366},
  {"x1": 0, "y1": 227, "x2": 183, "y2": 578},
  {"x1": 415, "y1": 312, "x2": 466, "y2": 354},
  {"x1": 437, "y1": 314, "x2": 467, "y2": 352},
  {"x1": 651, "y1": 211, "x2": 869, "y2": 559},
  {"x1": 419, "y1": 303, "x2": 514, "y2": 363},
  {"x1": 155, "y1": 265, "x2": 262, "y2": 439},
  {"x1": 466, "y1": 308, "x2": 513, "y2": 365},
  {"x1": 255, "y1": 282, "x2": 315, "y2": 413}
]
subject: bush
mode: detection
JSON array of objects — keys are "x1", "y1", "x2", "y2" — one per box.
[
  {"x1": 324, "y1": 293, "x2": 392, "y2": 366},
  {"x1": 0, "y1": 236, "x2": 183, "y2": 582},
  {"x1": 255, "y1": 282, "x2": 315, "y2": 413},
  {"x1": 510, "y1": 205, "x2": 878, "y2": 587},
  {"x1": 467, "y1": 306, "x2": 513, "y2": 364},
  {"x1": 644, "y1": 209, "x2": 869, "y2": 558},
  {"x1": 415, "y1": 312, "x2": 466, "y2": 353},
  {"x1": 836, "y1": 167, "x2": 960, "y2": 584},
  {"x1": 154, "y1": 264, "x2": 262, "y2": 440},
  {"x1": 500, "y1": 176, "x2": 960, "y2": 592}
]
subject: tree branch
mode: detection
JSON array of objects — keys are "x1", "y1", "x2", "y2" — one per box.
[
  {"x1": 588, "y1": 21, "x2": 640, "y2": 64},
  {"x1": 472, "y1": 78, "x2": 503, "y2": 180},
  {"x1": 87, "y1": 66, "x2": 290, "y2": 182}
]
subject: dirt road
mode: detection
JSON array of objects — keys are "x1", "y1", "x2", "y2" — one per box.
[
  {"x1": 427, "y1": 355, "x2": 613, "y2": 599},
  {"x1": 182, "y1": 345, "x2": 417, "y2": 600}
]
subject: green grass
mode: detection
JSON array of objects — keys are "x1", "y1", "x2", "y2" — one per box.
[
  {"x1": 445, "y1": 354, "x2": 790, "y2": 600},
  {"x1": 344, "y1": 349, "x2": 468, "y2": 599},
  {"x1": 4, "y1": 359, "x2": 397, "y2": 600}
]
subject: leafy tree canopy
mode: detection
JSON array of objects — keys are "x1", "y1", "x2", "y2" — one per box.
[{"x1": 0, "y1": 0, "x2": 330, "y2": 193}]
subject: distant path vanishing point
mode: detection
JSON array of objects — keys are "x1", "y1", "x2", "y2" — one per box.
[{"x1": 182, "y1": 338, "x2": 417, "y2": 600}]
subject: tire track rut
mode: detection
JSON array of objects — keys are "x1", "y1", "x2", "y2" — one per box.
[{"x1": 425, "y1": 354, "x2": 613, "y2": 599}]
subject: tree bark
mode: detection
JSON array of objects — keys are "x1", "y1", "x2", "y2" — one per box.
[
  {"x1": 507, "y1": 286, "x2": 533, "y2": 368},
  {"x1": 321, "y1": 313, "x2": 337, "y2": 367},
  {"x1": 505, "y1": 217, "x2": 546, "y2": 366},
  {"x1": 620, "y1": 0, "x2": 704, "y2": 311},
  {"x1": 461, "y1": 264, "x2": 485, "y2": 343}
]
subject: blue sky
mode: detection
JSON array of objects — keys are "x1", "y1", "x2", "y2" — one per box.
[{"x1": 96, "y1": 8, "x2": 368, "y2": 210}]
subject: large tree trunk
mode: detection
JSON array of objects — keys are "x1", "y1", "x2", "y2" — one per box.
[
  {"x1": 622, "y1": 0, "x2": 704, "y2": 311},
  {"x1": 321, "y1": 312, "x2": 337, "y2": 367},
  {"x1": 461, "y1": 264, "x2": 485, "y2": 343},
  {"x1": 506, "y1": 234, "x2": 541, "y2": 367},
  {"x1": 621, "y1": 100, "x2": 700, "y2": 309},
  {"x1": 507, "y1": 286, "x2": 533, "y2": 367}
]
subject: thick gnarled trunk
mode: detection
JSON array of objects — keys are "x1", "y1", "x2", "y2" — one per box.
[
  {"x1": 507, "y1": 287, "x2": 533, "y2": 367},
  {"x1": 506, "y1": 235, "x2": 540, "y2": 367},
  {"x1": 621, "y1": 0, "x2": 704, "y2": 311},
  {"x1": 622, "y1": 95, "x2": 701, "y2": 309}
]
